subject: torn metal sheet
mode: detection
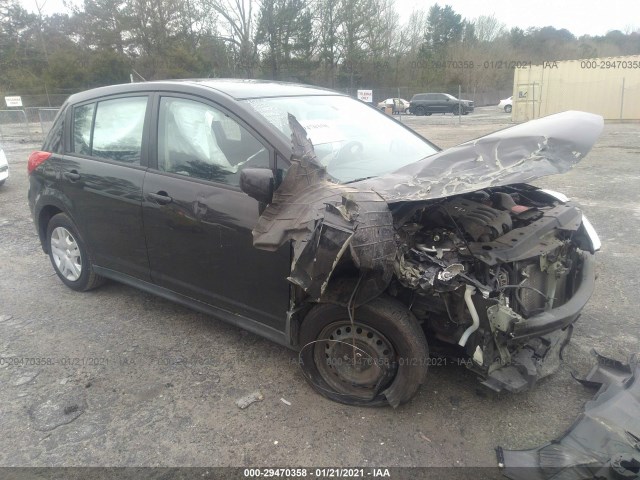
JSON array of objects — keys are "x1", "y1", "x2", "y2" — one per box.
[
  {"x1": 498, "y1": 351, "x2": 640, "y2": 480},
  {"x1": 253, "y1": 114, "x2": 396, "y2": 305},
  {"x1": 359, "y1": 111, "x2": 604, "y2": 203}
]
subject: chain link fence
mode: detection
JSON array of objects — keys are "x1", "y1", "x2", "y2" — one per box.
[{"x1": 0, "y1": 107, "x2": 60, "y2": 142}]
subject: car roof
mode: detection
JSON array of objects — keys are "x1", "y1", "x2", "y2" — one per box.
[{"x1": 66, "y1": 79, "x2": 342, "y2": 104}]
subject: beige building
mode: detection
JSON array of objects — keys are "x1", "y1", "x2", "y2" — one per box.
[{"x1": 512, "y1": 55, "x2": 640, "y2": 122}]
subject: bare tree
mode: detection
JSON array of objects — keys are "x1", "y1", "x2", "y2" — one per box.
[
  {"x1": 473, "y1": 15, "x2": 506, "y2": 42},
  {"x1": 211, "y1": 0, "x2": 257, "y2": 77}
]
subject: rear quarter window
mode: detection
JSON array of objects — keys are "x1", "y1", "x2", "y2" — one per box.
[
  {"x1": 73, "y1": 103, "x2": 95, "y2": 156},
  {"x1": 42, "y1": 106, "x2": 67, "y2": 154}
]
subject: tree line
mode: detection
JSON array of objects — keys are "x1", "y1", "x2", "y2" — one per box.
[{"x1": 1, "y1": 0, "x2": 639, "y2": 100}]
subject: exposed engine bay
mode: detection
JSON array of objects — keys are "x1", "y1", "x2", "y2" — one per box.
[{"x1": 390, "y1": 184, "x2": 594, "y2": 391}]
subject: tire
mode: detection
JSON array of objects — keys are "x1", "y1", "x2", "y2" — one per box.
[
  {"x1": 0, "y1": 179, "x2": 5, "y2": 187},
  {"x1": 298, "y1": 296, "x2": 428, "y2": 407},
  {"x1": 505, "y1": 105, "x2": 512, "y2": 113},
  {"x1": 413, "y1": 106, "x2": 425, "y2": 116},
  {"x1": 46, "y1": 213, "x2": 104, "y2": 292}
]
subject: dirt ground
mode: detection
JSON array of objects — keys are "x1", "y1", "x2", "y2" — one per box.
[{"x1": 0, "y1": 107, "x2": 638, "y2": 471}]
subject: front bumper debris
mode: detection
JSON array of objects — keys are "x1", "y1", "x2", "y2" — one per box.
[
  {"x1": 482, "y1": 327, "x2": 573, "y2": 393},
  {"x1": 497, "y1": 351, "x2": 640, "y2": 480},
  {"x1": 510, "y1": 252, "x2": 596, "y2": 340}
]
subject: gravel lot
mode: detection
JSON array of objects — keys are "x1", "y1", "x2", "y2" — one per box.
[{"x1": 0, "y1": 107, "x2": 638, "y2": 470}]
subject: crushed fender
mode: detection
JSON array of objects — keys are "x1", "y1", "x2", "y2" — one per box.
[
  {"x1": 252, "y1": 114, "x2": 396, "y2": 305},
  {"x1": 497, "y1": 350, "x2": 640, "y2": 480}
]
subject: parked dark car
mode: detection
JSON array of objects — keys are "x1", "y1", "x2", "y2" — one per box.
[
  {"x1": 29, "y1": 80, "x2": 603, "y2": 407},
  {"x1": 410, "y1": 93, "x2": 474, "y2": 115}
]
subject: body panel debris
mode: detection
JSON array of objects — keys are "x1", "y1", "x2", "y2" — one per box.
[{"x1": 498, "y1": 350, "x2": 640, "y2": 480}]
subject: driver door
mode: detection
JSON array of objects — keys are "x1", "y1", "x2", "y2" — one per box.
[{"x1": 142, "y1": 94, "x2": 291, "y2": 330}]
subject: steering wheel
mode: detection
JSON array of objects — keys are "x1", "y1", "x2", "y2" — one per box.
[{"x1": 328, "y1": 141, "x2": 364, "y2": 169}]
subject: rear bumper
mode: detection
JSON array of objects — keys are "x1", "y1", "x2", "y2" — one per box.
[{"x1": 511, "y1": 252, "x2": 596, "y2": 340}]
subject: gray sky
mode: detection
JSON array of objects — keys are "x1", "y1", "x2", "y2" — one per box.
[
  {"x1": 394, "y1": 0, "x2": 635, "y2": 37},
  {"x1": 20, "y1": 0, "x2": 636, "y2": 37}
]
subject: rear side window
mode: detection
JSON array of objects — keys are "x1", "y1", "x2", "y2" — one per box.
[{"x1": 71, "y1": 96, "x2": 148, "y2": 165}]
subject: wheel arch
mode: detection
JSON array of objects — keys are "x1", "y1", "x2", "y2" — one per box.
[{"x1": 37, "y1": 204, "x2": 64, "y2": 254}]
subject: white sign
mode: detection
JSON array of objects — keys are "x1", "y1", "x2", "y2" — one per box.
[
  {"x1": 357, "y1": 90, "x2": 373, "y2": 103},
  {"x1": 5, "y1": 96, "x2": 23, "y2": 107}
]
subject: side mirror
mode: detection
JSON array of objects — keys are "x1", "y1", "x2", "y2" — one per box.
[{"x1": 240, "y1": 168, "x2": 274, "y2": 205}]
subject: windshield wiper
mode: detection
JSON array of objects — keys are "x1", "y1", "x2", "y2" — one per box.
[{"x1": 345, "y1": 176, "x2": 376, "y2": 184}]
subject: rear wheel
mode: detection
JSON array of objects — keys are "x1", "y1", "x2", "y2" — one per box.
[
  {"x1": 299, "y1": 296, "x2": 428, "y2": 407},
  {"x1": 46, "y1": 213, "x2": 104, "y2": 291}
]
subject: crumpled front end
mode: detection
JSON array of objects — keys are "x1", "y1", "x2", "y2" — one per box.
[
  {"x1": 249, "y1": 111, "x2": 603, "y2": 392},
  {"x1": 389, "y1": 185, "x2": 599, "y2": 392}
]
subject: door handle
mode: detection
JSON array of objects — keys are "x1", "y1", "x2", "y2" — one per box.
[
  {"x1": 64, "y1": 170, "x2": 81, "y2": 181},
  {"x1": 148, "y1": 191, "x2": 173, "y2": 205}
]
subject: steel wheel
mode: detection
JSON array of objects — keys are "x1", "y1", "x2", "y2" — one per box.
[
  {"x1": 299, "y1": 297, "x2": 428, "y2": 407},
  {"x1": 50, "y1": 226, "x2": 82, "y2": 281},
  {"x1": 314, "y1": 321, "x2": 397, "y2": 400}
]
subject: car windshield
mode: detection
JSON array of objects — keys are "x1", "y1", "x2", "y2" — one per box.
[{"x1": 243, "y1": 95, "x2": 438, "y2": 183}]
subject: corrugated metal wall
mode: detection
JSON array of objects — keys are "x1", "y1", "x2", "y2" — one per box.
[{"x1": 512, "y1": 55, "x2": 640, "y2": 121}]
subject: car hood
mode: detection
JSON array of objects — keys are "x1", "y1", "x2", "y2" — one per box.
[{"x1": 358, "y1": 111, "x2": 603, "y2": 203}]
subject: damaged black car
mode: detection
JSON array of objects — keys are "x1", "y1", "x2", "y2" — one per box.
[{"x1": 28, "y1": 80, "x2": 603, "y2": 407}]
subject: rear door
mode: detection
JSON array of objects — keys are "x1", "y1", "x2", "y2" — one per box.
[
  {"x1": 59, "y1": 94, "x2": 151, "y2": 280},
  {"x1": 142, "y1": 93, "x2": 291, "y2": 331},
  {"x1": 432, "y1": 94, "x2": 447, "y2": 113}
]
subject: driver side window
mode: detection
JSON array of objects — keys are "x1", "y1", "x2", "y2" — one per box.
[{"x1": 157, "y1": 97, "x2": 269, "y2": 185}]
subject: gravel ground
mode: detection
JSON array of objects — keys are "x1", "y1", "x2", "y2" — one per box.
[{"x1": 0, "y1": 107, "x2": 638, "y2": 471}]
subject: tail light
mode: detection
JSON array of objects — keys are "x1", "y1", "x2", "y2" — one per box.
[{"x1": 28, "y1": 151, "x2": 51, "y2": 174}]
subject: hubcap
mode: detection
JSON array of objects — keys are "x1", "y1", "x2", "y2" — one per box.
[
  {"x1": 50, "y1": 227, "x2": 82, "y2": 281},
  {"x1": 314, "y1": 321, "x2": 397, "y2": 399}
]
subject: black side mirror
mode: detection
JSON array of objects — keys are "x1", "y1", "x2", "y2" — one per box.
[{"x1": 240, "y1": 168, "x2": 274, "y2": 205}]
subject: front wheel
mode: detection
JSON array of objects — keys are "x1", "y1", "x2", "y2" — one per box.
[
  {"x1": 298, "y1": 297, "x2": 429, "y2": 407},
  {"x1": 413, "y1": 106, "x2": 425, "y2": 116},
  {"x1": 46, "y1": 213, "x2": 104, "y2": 291}
]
